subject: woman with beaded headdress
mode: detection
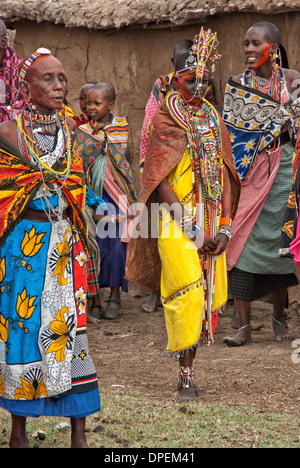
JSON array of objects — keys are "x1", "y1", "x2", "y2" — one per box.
[
  {"x1": 126, "y1": 28, "x2": 240, "y2": 401},
  {"x1": 0, "y1": 48, "x2": 101, "y2": 447},
  {"x1": 222, "y1": 22, "x2": 300, "y2": 347}
]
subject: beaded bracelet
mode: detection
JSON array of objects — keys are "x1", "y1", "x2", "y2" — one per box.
[
  {"x1": 218, "y1": 224, "x2": 233, "y2": 240},
  {"x1": 184, "y1": 222, "x2": 202, "y2": 239},
  {"x1": 219, "y1": 217, "x2": 232, "y2": 228},
  {"x1": 179, "y1": 215, "x2": 201, "y2": 239},
  {"x1": 178, "y1": 214, "x2": 194, "y2": 229}
]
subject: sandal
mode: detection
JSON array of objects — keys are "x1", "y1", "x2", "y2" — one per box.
[
  {"x1": 89, "y1": 304, "x2": 104, "y2": 320},
  {"x1": 104, "y1": 296, "x2": 120, "y2": 320}
]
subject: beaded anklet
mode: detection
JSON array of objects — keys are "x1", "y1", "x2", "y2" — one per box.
[{"x1": 178, "y1": 366, "x2": 194, "y2": 389}]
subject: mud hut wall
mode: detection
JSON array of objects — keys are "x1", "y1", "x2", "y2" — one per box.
[{"x1": 13, "y1": 12, "x2": 300, "y2": 188}]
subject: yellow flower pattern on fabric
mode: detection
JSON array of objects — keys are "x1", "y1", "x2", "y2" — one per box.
[
  {"x1": 282, "y1": 220, "x2": 294, "y2": 240},
  {"x1": 16, "y1": 288, "x2": 37, "y2": 320},
  {"x1": 15, "y1": 375, "x2": 47, "y2": 400},
  {"x1": 0, "y1": 313, "x2": 9, "y2": 343},
  {"x1": 75, "y1": 286, "x2": 87, "y2": 315},
  {"x1": 21, "y1": 227, "x2": 46, "y2": 257},
  {"x1": 46, "y1": 307, "x2": 72, "y2": 362},
  {"x1": 0, "y1": 257, "x2": 6, "y2": 283},
  {"x1": 52, "y1": 228, "x2": 71, "y2": 285}
]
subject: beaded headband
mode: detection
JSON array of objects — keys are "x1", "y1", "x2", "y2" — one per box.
[
  {"x1": 19, "y1": 47, "x2": 51, "y2": 80},
  {"x1": 177, "y1": 28, "x2": 221, "y2": 79},
  {"x1": 176, "y1": 65, "x2": 209, "y2": 78}
]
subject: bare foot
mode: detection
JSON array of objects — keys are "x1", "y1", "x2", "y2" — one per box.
[
  {"x1": 70, "y1": 418, "x2": 89, "y2": 448},
  {"x1": 251, "y1": 323, "x2": 264, "y2": 332},
  {"x1": 273, "y1": 317, "x2": 295, "y2": 342},
  {"x1": 223, "y1": 325, "x2": 251, "y2": 347},
  {"x1": 87, "y1": 313, "x2": 100, "y2": 324},
  {"x1": 9, "y1": 435, "x2": 30, "y2": 448},
  {"x1": 71, "y1": 434, "x2": 89, "y2": 448},
  {"x1": 175, "y1": 386, "x2": 199, "y2": 402},
  {"x1": 87, "y1": 305, "x2": 103, "y2": 324},
  {"x1": 175, "y1": 384, "x2": 206, "y2": 396},
  {"x1": 142, "y1": 291, "x2": 160, "y2": 313}
]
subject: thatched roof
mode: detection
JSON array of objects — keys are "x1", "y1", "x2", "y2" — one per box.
[{"x1": 1, "y1": 0, "x2": 300, "y2": 31}]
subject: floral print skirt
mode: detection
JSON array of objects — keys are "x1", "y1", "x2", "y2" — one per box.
[{"x1": 0, "y1": 216, "x2": 100, "y2": 417}]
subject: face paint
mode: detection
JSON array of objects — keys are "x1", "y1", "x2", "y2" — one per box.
[
  {"x1": 251, "y1": 42, "x2": 272, "y2": 69},
  {"x1": 177, "y1": 72, "x2": 209, "y2": 107}
]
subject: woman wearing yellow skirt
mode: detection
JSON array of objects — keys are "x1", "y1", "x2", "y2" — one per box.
[
  {"x1": 126, "y1": 29, "x2": 240, "y2": 401},
  {"x1": 159, "y1": 148, "x2": 228, "y2": 355}
]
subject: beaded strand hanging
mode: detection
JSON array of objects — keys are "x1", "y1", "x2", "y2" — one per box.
[
  {"x1": 17, "y1": 106, "x2": 72, "y2": 181},
  {"x1": 243, "y1": 62, "x2": 284, "y2": 102},
  {"x1": 178, "y1": 96, "x2": 224, "y2": 343}
]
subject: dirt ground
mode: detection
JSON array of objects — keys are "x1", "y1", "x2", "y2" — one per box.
[{"x1": 87, "y1": 284, "x2": 300, "y2": 417}]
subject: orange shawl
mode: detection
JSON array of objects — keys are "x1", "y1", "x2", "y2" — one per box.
[{"x1": 0, "y1": 137, "x2": 88, "y2": 253}]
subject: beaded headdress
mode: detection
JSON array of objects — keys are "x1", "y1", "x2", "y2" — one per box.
[
  {"x1": 19, "y1": 47, "x2": 51, "y2": 80},
  {"x1": 176, "y1": 28, "x2": 221, "y2": 79}
]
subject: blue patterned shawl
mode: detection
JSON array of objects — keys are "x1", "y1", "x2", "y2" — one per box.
[{"x1": 223, "y1": 77, "x2": 294, "y2": 181}]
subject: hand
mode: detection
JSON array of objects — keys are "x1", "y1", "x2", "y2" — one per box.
[
  {"x1": 210, "y1": 233, "x2": 229, "y2": 256},
  {"x1": 91, "y1": 121, "x2": 106, "y2": 135},
  {"x1": 198, "y1": 231, "x2": 218, "y2": 255}
]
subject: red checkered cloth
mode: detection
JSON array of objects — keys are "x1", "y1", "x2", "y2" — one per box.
[
  {"x1": 226, "y1": 147, "x2": 282, "y2": 271},
  {"x1": 87, "y1": 251, "x2": 100, "y2": 298}
]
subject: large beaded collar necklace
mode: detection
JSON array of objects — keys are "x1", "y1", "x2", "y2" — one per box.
[
  {"x1": 178, "y1": 96, "x2": 223, "y2": 207},
  {"x1": 17, "y1": 105, "x2": 72, "y2": 181}
]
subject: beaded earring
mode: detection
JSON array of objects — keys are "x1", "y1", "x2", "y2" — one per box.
[{"x1": 270, "y1": 46, "x2": 282, "y2": 67}]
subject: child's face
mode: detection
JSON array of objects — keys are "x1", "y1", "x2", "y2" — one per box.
[
  {"x1": 175, "y1": 72, "x2": 209, "y2": 106},
  {"x1": 86, "y1": 88, "x2": 114, "y2": 123},
  {"x1": 79, "y1": 84, "x2": 93, "y2": 116}
]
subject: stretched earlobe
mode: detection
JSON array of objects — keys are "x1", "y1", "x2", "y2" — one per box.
[
  {"x1": 1, "y1": 36, "x2": 8, "y2": 48},
  {"x1": 19, "y1": 81, "x2": 29, "y2": 103},
  {"x1": 269, "y1": 44, "x2": 280, "y2": 63}
]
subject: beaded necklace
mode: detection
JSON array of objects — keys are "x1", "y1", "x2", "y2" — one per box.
[
  {"x1": 178, "y1": 97, "x2": 223, "y2": 221},
  {"x1": 177, "y1": 97, "x2": 224, "y2": 344},
  {"x1": 17, "y1": 106, "x2": 72, "y2": 180},
  {"x1": 243, "y1": 62, "x2": 283, "y2": 102},
  {"x1": 17, "y1": 106, "x2": 73, "y2": 224}
]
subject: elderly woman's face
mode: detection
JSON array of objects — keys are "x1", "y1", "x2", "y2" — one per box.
[{"x1": 25, "y1": 55, "x2": 67, "y2": 114}]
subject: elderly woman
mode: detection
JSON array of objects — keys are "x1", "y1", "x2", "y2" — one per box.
[
  {"x1": 223, "y1": 22, "x2": 300, "y2": 346},
  {"x1": 0, "y1": 49, "x2": 100, "y2": 448}
]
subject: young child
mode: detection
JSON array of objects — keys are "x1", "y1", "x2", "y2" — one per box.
[
  {"x1": 77, "y1": 82, "x2": 137, "y2": 319},
  {"x1": 62, "y1": 82, "x2": 94, "y2": 126},
  {"x1": 72, "y1": 82, "x2": 103, "y2": 323},
  {"x1": 126, "y1": 29, "x2": 240, "y2": 401}
]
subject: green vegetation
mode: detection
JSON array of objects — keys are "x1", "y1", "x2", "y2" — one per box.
[{"x1": 1, "y1": 389, "x2": 300, "y2": 448}]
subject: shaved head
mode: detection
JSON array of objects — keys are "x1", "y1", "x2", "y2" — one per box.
[
  {"x1": 249, "y1": 22, "x2": 281, "y2": 46},
  {"x1": 24, "y1": 54, "x2": 63, "y2": 81}
]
